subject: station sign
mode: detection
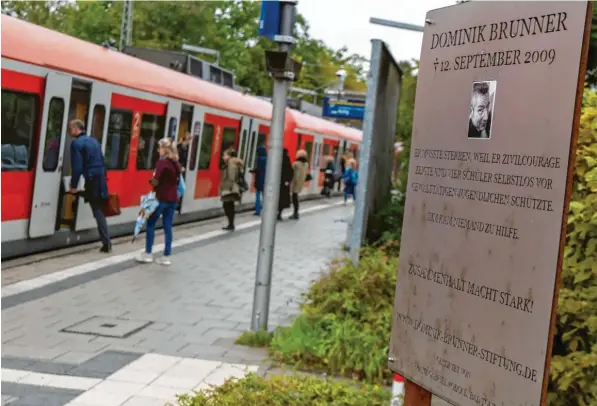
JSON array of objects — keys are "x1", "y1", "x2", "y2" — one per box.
[
  {"x1": 322, "y1": 97, "x2": 365, "y2": 120},
  {"x1": 387, "y1": 2, "x2": 592, "y2": 406},
  {"x1": 258, "y1": 0, "x2": 281, "y2": 40}
]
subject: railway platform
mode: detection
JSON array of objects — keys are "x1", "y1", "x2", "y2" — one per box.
[{"x1": 1, "y1": 198, "x2": 352, "y2": 406}]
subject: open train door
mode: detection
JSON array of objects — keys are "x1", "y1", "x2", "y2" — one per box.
[
  {"x1": 75, "y1": 81, "x2": 112, "y2": 231},
  {"x1": 181, "y1": 105, "x2": 206, "y2": 214},
  {"x1": 164, "y1": 100, "x2": 182, "y2": 139},
  {"x1": 29, "y1": 72, "x2": 72, "y2": 238},
  {"x1": 238, "y1": 117, "x2": 255, "y2": 195}
]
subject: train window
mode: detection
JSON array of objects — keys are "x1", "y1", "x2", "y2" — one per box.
[
  {"x1": 1, "y1": 90, "x2": 39, "y2": 172},
  {"x1": 137, "y1": 114, "x2": 165, "y2": 170},
  {"x1": 238, "y1": 129, "x2": 247, "y2": 161},
  {"x1": 221, "y1": 127, "x2": 236, "y2": 155},
  {"x1": 91, "y1": 105, "x2": 106, "y2": 145},
  {"x1": 198, "y1": 123, "x2": 214, "y2": 170},
  {"x1": 104, "y1": 109, "x2": 133, "y2": 170},
  {"x1": 189, "y1": 121, "x2": 202, "y2": 171},
  {"x1": 168, "y1": 117, "x2": 177, "y2": 139},
  {"x1": 322, "y1": 144, "x2": 330, "y2": 162},
  {"x1": 296, "y1": 134, "x2": 303, "y2": 154},
  {"x1": 252, "y1": 132, "x2": 266, "y2": 168},
  {"x1": 304, "y1": 141, "x2": 314, "y2": 167},
  {"x1": 42, "y1": 97, "x2": 65, "y2": 172}
]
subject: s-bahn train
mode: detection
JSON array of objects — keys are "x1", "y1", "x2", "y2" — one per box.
[{"x1": 0, "y1": 15, "x2": 363, "y2": 260}]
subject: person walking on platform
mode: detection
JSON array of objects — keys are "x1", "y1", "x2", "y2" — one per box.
[
  {"x1": 136, "y1": 138, "x2": 183, "y2": 265},
  {"x1": 343, "y1": 158, "x2": 358, "y2": 203},
  {"x1": 337, "y1": 153, "x2": 346, "y2": 192},
  {"x1": 290, "y1": 149, "x2": 309, "y2": 220},
  {"x1": 220, "y1": 148, "x2": 243, "y2": 231},
  {"x1": 320, "y1": 155, "x2": 335, "y2": 198},
  {"x1": 277, "y1": 148, "x2": 294, "y2": 221},
  {"x1": 251, "y1": 145, "x2": 267, "y2": 216},
  {"x1": 68, "y1": 119, "x2": 112, "y2": 253},
  {"x1": 177, "y1": 132, "x2": 190, "y2": 172}
]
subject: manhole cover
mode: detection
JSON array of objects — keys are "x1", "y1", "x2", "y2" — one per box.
[{"x1": 61, "y1": 316, "x2": 153, "y2": 338}]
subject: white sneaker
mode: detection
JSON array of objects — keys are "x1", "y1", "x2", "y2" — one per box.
[
  {"x1": 156, "y1": 256, "x2": 171, "y2": 266},
  {"x1": 136, "y1": 252, "x2": 154, "y2": 263}
]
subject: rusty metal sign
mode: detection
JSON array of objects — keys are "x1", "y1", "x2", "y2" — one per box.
[{"x1": 388, "y1": 2, "x2": 591, "y2": 406}]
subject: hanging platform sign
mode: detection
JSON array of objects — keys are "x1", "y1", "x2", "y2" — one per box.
[{"x1": 322, "y1": 97, "x2": 365, "y2": 120}]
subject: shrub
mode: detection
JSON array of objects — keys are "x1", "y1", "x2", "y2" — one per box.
[
  {"x1": 549, "y1": 89, "x2": 597, "y2": 405},
  {"x1": 172, "y1": 373, "x2": 391, "y2": 406},
  {"x1": 235, "y1": 330, "x2": 273, "y2": 348},
  {"x1": 268, "y1": 248, "x2": 397, "y2": 384}
]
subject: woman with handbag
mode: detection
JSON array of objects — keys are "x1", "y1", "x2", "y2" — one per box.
[
  {"x1": 136, "y1": 138, "x2": 183, "y2": 266},
  {"x1": 220, "y1": 148, "x2": 244, "y2": 231},
  {"x1": 290, "y1": 149, "x2": 309, "y2": 220}
]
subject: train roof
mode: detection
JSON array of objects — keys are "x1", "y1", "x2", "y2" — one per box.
[{"x1": 1, "y1": 15, "x2": 363, "y2": 143}]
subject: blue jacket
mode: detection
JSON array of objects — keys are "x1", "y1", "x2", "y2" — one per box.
[
  {"x1": 70, "y1": 133, "x2": 108, "y2": 202},
  {"x1": 343, "y1": 167, "x2": 358, "y2": 186},
  {"x1": 254, "y1": 145, "x2": 267, "y2": 192}
]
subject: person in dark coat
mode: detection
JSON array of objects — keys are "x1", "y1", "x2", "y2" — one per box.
[
  {"x1": 252, "y1": 145, "x2": 267, "y2": 216},
  {"x1": 337, "y1": 154, "x2": 346, "y2": 191},
  {"x1": 277, "y1": 148, "x2": 293, "y2": 220},
  {"x1": 177, "y1": 132, "x2": 190, "y2": 171},
  {"x1": 320, "y1": 156, "x2": 335, "y2": 198},
  {"x1": 68, "y1": 119, "x2": 111, "y2": 253}
]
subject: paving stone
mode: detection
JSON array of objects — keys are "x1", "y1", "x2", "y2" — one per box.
[
  {"x1": 16, "y1": 360, "x2": 76, "y2": 375},
  {"x1": 51, "y1": 351, "x2": 98, "y2": 365},
  {"x1": 2, "y1": 202, "x2": 351, "y2": 372},
  {"x1": 1, "y1": 395, "x2": 18, "y2": 405},
  {"x1": 1, "y1": 356, "x2": 38, "y2": 370},
  {"x1": 1, "y1": 345, "x2": 68, "y2": 361},
  {"x1": 1, "y1": 383, "x2": 82, "y2": 406},
  {"x1": 65, "y1": 350, "x2": 142, "y2": 378}
]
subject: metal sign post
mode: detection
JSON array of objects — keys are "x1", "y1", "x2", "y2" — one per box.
[{"x1": 251, "y1": 0, "x2": 301, "y2": 332}]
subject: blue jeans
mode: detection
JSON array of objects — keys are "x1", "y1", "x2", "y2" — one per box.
[
  {"x1": 146, "y1": 201, "x2": 176, "y2": 256},
  {"x1": 344, "y1": 185, "x2": 356, "y2": 202},
  {"x1": 255, "y1": 191, "x2": 262, "y2": 215}
]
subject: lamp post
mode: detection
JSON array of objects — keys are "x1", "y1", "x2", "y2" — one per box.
[{"x1": 251, "y1": 0, "x2": 302, "y2": 332}]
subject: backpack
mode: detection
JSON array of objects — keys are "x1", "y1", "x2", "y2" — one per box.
[
  {"x1": 237, "y1": 164, "x2": 249, "y2": 193},
  {"x1": 177, "y1": 174, "x2": 186, "y2": 198},
  {"x1": 351, "y1": 170, "x2": 358, "y2": 186}
]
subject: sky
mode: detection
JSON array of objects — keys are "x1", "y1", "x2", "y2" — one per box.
[{"x1": 297, "y1": 0, "x2": 455, "y2": 63}]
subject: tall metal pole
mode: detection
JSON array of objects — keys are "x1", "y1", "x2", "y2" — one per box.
[
  {"x1": 119, "y1": 0, "x2": 133, "y2": 51},
  {"x1": 251, "y1": 1, "x2": 297, "y2": 332}
]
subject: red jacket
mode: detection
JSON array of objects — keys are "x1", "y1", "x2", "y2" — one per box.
[{"x1": 152, "y1": 159, "x2": 181, "y2": 203}]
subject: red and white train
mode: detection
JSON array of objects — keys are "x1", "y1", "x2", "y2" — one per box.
[{"x1": 1, "y1": 15, "x2": 362, "y2": 259}]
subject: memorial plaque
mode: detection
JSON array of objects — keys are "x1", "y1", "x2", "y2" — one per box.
[{"x1": 388, "y1": 2, "x2": 591, "y2": 406}]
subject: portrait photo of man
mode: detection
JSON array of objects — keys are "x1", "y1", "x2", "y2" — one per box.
[{"x1": 468, "y1": 81, "x2": 496, "y2": 139}]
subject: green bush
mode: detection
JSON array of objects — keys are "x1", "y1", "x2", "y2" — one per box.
[
  {"x1": 173, "y1": 372, "x2": 391, "y2": 406},
  {"x1": 235, "y1": 330, "x2": 273, "y2": 348},
  {"x1": 549, "y1": 89, "x2": 597, "y2": 405},
  {"x1": 268, "y1": 249, "x2": 397, "y2": 384}
]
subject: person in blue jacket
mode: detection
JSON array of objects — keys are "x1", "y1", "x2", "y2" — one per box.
[
  {"x1": 68, "y1": 119, "x2": 111, "y2": 253},
  {"x1": 251, "y1": 145, "x2": 267, "y2": 216},
  {"x1": 342, "y1": 158, "x2": 358, "y2": 203}
]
